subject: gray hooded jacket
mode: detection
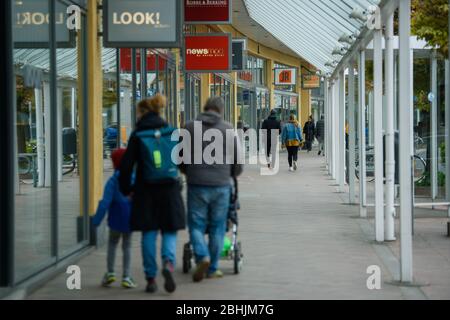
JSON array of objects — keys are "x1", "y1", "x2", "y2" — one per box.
[{"x1": 180, "y1": 111, "x2": 243, "y2": 186}]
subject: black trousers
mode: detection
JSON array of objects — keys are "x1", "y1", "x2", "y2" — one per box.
[{"x1": 286, "y1": 146, "x2": 299, "y2": 167}]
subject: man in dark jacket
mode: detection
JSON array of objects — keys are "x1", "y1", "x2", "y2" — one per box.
[
  {"x1": 315, "y1": 115, "x2": 325, "y2": 156},
  {"x1": 303, "y1": 115, "x2": 315, "y2": 152},
  {"x1": 261, "y1": 110, "x2": 281, "y2": 168},
  {"x1": 180, "y1": 97, "x2": 243, "y2": 282}
]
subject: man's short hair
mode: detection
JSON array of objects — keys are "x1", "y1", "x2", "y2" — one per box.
[{"x1": 204, "y1": 97, "x2": 225, "y2": 114}]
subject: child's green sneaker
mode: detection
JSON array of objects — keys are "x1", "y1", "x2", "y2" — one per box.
[
  {"x1": 102, "y1": 272, "x2": 116, "y2": 287},
  {"x1": 207, "y1": 270, "x2": 224, "y2": 279},
  {"x1": 121, "y1": 277, "x2": 137, "y2": 289}
]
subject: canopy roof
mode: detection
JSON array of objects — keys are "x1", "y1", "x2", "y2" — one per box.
[{"x1": 243, "y1": 0, "x2": 380, "y2": 73}]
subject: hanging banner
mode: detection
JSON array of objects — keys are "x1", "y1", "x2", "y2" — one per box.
[
  {"x1": 302, "y1": 74, "x2": 321, "y2": 89},
  {"x1": 184, "y1": 0, "x2": 232, "y2": 24},
  {"x1": 274, "y1": 68, "x2": 297, "y2": 86},
  {"x1": 12, "y1": 0, "x2": 75, "y2": 48},
  {"x1": 103, "y1": 0, "x2": 181, "y2": 48},
  {"x1": 232, "y1": 39, "x2": 246, "y2": 71},
  {"x1": 184, "y1": 34, "x2": 232, "y2": 73},
  {"x1": 119, "y1": 49, "x2": 166, "y2": 72}
]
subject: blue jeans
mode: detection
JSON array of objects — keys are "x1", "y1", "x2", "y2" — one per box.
[
  {"x1": 188, "y1": 185, "x2": 230, "y2": 274},
  {"x1": 141, "y1": 231, "x2": 177, "y2": 279}
]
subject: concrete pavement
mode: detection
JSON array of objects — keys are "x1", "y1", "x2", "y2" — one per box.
[{"x1": 28, "y1": 150, "x2": 449, "y2": 300}]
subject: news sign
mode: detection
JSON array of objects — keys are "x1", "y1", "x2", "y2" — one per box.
[
  {"x1": 184, "y1": 34, "x2": 232, "y2": 73},
  {"x1": 184, "y1": 0, "x2": 232, "y2": 24},
  {"x1": 302, "y1": 74, "x2": 321, "y2": 89},
  {"x1": 103, "y1": 0, "x2": 181, "y2": 48},
  {"x1": 274, "y1": 68, "x2": 297, "y2": 86}
]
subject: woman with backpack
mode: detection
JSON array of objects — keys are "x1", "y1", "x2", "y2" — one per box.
[
  {"x1": 282, "y1": 114, "x2": 303, "y2": 172},
  {"x1": 119, "y1": 94, "x2": 185, "y2": 294}
]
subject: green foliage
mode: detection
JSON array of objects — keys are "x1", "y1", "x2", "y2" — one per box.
[
  {"x1": 412, "y1": 0, "x2": 449, "y2": 57},
  {"x1": 441, "y1": 142, "x2": 446, "y2": 164}
]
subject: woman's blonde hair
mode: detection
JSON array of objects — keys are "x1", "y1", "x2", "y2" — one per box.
[
  {"x1": 137, "y1": 94, "x2": 166, "y2": 116},
  {"x1": 289, "y1": 114, "x2": 297, "y2": 121}
]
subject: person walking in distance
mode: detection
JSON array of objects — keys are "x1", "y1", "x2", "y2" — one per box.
[
  {"x1": 282, "y1": 114, "x2": 303, "y2": 172},
  {"x1": 180, "y1": 97, "x2": 243, "y2": 282},
  {"x1": 119, "y1": 94, "x2": 185, "y2": 294},
  {"x1": 261, "y1": 109, "x2": 281, "y2": 169},
  {"x1": 303, "y1": 115, "x2": 315, "y2": 152},
  {"x1": 315, "y1": 115, "x2": 325, "y2": 156}
]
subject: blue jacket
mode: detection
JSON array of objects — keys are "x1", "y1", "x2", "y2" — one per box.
[
  {"x1": 282, "y1": 121, "x2": 303, "y2": 147},
  {"x1": 92, "y1": 171, "x2": 132, "y2": 233}
]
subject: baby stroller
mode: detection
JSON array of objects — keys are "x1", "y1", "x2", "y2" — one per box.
[{"x1": 182, "y1": 176, "x2": 243, "y2": 275}]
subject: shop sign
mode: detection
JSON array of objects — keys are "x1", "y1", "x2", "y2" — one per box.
[
  {"x1": 103, "y1": 0, "x2": 181, "y2": 48},
  {"x1": 232, "y1": 39, "x2": 246, "y2": 71},
  {"x1": 238, "y1": 71, "x2": 253, "y2": 82},
  {"x1": 184, "y1": 0, "x2": 232, "y2": 24},
  {"x1": 119, "y1": 49, "x2": 166, "y2": 73},
  {"x1": 274, "y1": 68, "x2": 296, "y2": 86},
  {"x1": 302, "y1": 74, "x2": 321, "y2": 89},
  {"x1": 13, "y1": 0, "x2": 75, "y2": 48},
  {"x1": 184, "y1": 34, "x2": 232, "y2": 73}
]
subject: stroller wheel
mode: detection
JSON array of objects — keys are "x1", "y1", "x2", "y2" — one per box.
[
  {"x1": 233, "y1": 242, "x2": 243, "y2": 274},
  {"x1": 183, "y1": 243, "x2": 192, "y2": 274}
]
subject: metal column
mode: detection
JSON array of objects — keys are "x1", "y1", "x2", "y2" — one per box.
[
  {"x1": 431, "y1": 52, "x2": 438, "y2": 200},
  {"x1": 359, "y1": 50, "x2": 367, "y2": 218},
  {"x1": 446, "y1": 60, "x2": 450, "y2": 217},
  {"x1": 399, "y1": 0, "x2": 413, "y2": 283},
  {"x1": 374, "y1": 25, "x2": 385, "y2": 242},
  {"x1": 385, "y1": 14, "x2": 396, "y2": 241},
  {"x1": 324, "y1": 78, "x2": 329, "y2": 169},
  {"x1": 333, "y1": 81, "x2": 339, "y2": 180},
  {"x1": 348, "y1": 63, "x2": 356, "y2": 204},
  {"x1": 339, "y1": 70, "x2": 346, "y2": 192}
]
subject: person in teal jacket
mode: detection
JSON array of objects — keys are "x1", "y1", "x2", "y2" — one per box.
[{"x1": 282, "y1": 114, "x2": 303, "y2": 172}]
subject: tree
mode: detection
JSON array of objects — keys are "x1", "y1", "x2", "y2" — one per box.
[{"x1": 411, "y1": 0, "x2": 449, "y2": 57}]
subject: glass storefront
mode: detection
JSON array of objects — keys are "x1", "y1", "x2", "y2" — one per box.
[
  {"x1": 11, "y1": 0, "x2": 89, "y2": 282},
  {"x1": 184, "y1": 73, "x2": 201, "y2": 123},
  {"x1": 210, "y1": 73, "x2": 235, "y2": 123}
]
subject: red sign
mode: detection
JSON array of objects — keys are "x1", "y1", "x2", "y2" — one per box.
[
  {"x1": 238, "y1": 71, "x2": 253, "y2": 82},
  {"x1": 274, "y1": 68, "x2": 297, "y2": 85},
  {"x1": 184, "y1": 34, "x2": 231, "y2": 73},
  {"x1": 119, "y1": 48, "x2": 166, "y2": 73},
  {"x1": 184, "y1": 0, "x2": 231, "y2": 24}
]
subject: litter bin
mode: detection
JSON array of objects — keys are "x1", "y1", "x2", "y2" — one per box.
[{"x1": 62, "y1": 127, "x2": 77, "y2": 155}]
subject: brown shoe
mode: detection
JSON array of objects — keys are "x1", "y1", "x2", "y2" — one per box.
[{"x1": 193, "y1": 259, "x2": 210, "y2": 283}]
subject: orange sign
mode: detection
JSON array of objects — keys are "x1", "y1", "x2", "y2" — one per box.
[
  {"x1": 274, "y1": 68, "x2": 296, "y2": 85},
  {"x1": 302, "y1": 74, "x2": 321, "y2": 89}
]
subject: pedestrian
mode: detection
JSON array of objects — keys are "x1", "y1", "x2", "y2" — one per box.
[
  {"x1": 261, "y1": 109, "x2": 281, "y2": 169},
  {"x1": 315, "y1": 115, "x2": 325, "y2": 156},
  {"x1": 119, "y1": 94, "x2": 186, "y2": 294},
  {"x1": 303, "y1": 115, "x2": 315, "y2": 152},
  {"x1": 282, "y1": 114, "x2": 303, "y2": 172},
  {"x1": 180, "y1": 97, "x2": 243, "y2": 282},
  {"x1": 92, "y1": 148, "x2": 137, "y2": 289}
]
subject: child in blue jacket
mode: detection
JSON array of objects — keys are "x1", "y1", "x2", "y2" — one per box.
[{"x1": 92, "y1": 148, "x2": 136, "y2": 288}]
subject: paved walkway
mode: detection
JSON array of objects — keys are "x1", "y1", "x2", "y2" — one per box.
[{"x1": 28, "y1": 150, "x2": 450, "y2": 300}]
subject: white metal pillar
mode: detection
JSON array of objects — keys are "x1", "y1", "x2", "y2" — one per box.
[
  {"x1": 446, "y1": 60, "x2": 450, "y2": 217},
  {"x1": 446, "y1": 59, "x2": 450, "y2": 217},
  {"x1": 333, "y1": 81, "x2": 339, "y2": 181},
  {"x1": 399, "y1": 0, "x2": 413, "y2": 283},
  {"x1": 374, "y1": 22, "x2": 385, "y2": 242},
  {"x1": 324, "y1": 78, "x2": 329, "y2": 170},
  {"x1": 348, "y1": 63, "x2": 356, "y2": 203},
  {"x1": 339, "y1": 70, "x2": 346, "y2": 192},
  {"x1": 385, "y1": 14, "x2": 396, "y2": 241},
  {"x1": 359, "y1": 50, "x2": 367, "y2": 218},
  {"x1": 44, "y1": 81, "x2": 52, "y2": 188},
  {"x1": 431, "y1": 52, "x2": 438, "y2": 200},
  {"x1": 35, "y1": 88, "x2": 45, "y2": 188}
]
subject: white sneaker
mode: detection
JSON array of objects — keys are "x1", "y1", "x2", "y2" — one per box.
[
  {"x1": 289, "y1": 167, "x2": 294, "y2": 172},
  {"x1": 293, "y1": 161, "x2": 298, "y2": 170}
]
